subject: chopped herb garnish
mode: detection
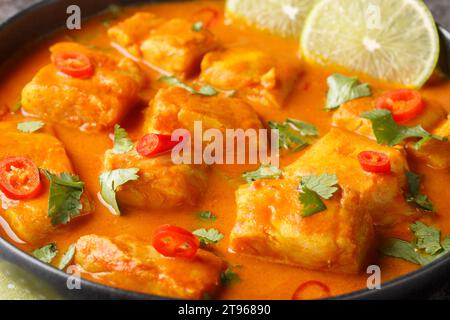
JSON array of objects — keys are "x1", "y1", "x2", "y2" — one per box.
[
  {"x1": 193, "y1": 228, "x2": 224, "y2": 245},
  {"x1": 17, "y1": 121, "x2": 45, "y2": 133},
  {"x1": 220, "y1": 267, "x2": 241, "y2": 286},
  {"x1": 99, "y1": 168, "x2": 139, "y2": 215},
  {"x1": 41, "y1": 170, "x2": 85, "y2": 225},
  {"x1": 33, "y1": 243, "x2": 58, "y2": 264},
  {"x1": 269, "y1": 118, "x2": 319, "y2": 152},
  {"x1": 381, "y1": 222, "x2": 450, "y2": 266},
  {"x1": 405, "y1": 171, "x2": 434, "y2": 212},
  {"x1": 361, "y1": 109, "x2": 447, "y2": 148},
  {"x1": 108, "y1": 4, "x2": 122, "y2": 18},
  {"x1": 58, "y1": 244, "x2": 76, "y2": 270},
  {"x1": 298, "y1": 173, "x2": 339, "y2": 217},
  {"x1": 159, "y1": 76, "x2": 218, "y2": 96},
  {"x1": 299, "y1": 187, "x2": 327, "y2": 217},
  {"x1": 102, "y1": 4, "x2": 123, "y2": 27},
  {"x1": 227, "y1": 90, "x2": 238, "y2": 97},
  {"x1": 242, "y1": 164, "x2": 283, "y2": 183},
  {"x1": 192, "y1": 21, "x2": 204, "y2": 32},
  {"x1": 301, "y1": 174, "x2": 339, "y2": 199},
  {"x1": 113, "y1": 124, "x2": 133, "y2": 154},
  {"x1": 198, "y1": 85, "x2": 218, "y2": 96},
  {"x1": 326, "y1": 74, "x2": 372, "y2": 110},
  {"x1": 198, "y1": 211, "x2": 217, "y2": 221},
  {"x1": 411, "y1": 222, "x2": 442, "y2": 255}
]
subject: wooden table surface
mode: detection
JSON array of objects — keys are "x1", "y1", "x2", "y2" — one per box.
[{"x1": 0, "y1": 0, "x2": 449, "y2": 300}]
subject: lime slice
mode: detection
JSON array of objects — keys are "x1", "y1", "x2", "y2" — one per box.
[
  {"x1": 300, "y1": 0, "x2": 440, "y2": 87},
  {"x1": 226, "y1": 0, "x2": 317, "y2": 38}
]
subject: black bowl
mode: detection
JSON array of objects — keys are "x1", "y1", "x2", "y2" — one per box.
[{"x1": 0, "y1": 0, "x2": 449, "y2": 300}]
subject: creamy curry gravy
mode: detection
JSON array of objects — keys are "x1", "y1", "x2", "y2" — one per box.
[{"x1": 0, "y1": 0, "x2": 449, "y2": 299}]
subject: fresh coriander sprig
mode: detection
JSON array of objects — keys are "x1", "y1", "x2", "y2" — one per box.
[
  {"x1": 40, "y1": 170, "x2": 85, "y2": 225},
  {"x1": 99, "y1": 168, "x2": 139, "y2": 215},
  {"x1": 242, "y1": 164, "x2": 283, "y2": 183},
  {"x1": 113, "y1": 124, "x2": 133, "y2": 154},
  {"x1": 298, "y1": 173, "x2": 339, "y2": 217},
  {"x1": 159, "y1": 76, "x2": 218, "y2": 97},
  {"x1": 193, "y1": 228, "x2": 224, "y2": 246},
  {"x1": 381, "y1": 222, "x2": 450, "y2": 265},
  {"x1": 326, "y1": 74, "x2": 372, "y2": 110},
  {"x1": 405, "y1": 171, "x2": 434, "y2": 212},
  {"x1": 17, "y1": 121, "x2": 45, "y2": 133},
  {"x1": 33, "y1": 243, "x2": 58, "y2": 264},
  {"x1": 361, "y1": 109, "x2": 447, "y2": 149},
  {"x1": 269, "y1": 118, "x2": 319, "y2": 152}
]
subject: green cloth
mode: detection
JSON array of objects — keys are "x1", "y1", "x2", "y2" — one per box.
[{"x1": 0, "y1": 260, "x2": 60, "y2": 300}]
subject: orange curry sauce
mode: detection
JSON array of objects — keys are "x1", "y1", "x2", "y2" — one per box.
[{"x1": 0, "y1": 1, "x2": 449, "y2": 299}]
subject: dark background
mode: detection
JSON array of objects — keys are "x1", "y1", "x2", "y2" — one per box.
[
  {"x1": 0, "y1": 0, "x2": 449, "y2": 29},
  {"x1": 0, "y1": 0, "x2": 448, "y2": 300}
]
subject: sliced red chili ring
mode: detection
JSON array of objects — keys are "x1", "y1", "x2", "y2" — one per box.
[
  {"x1": 153, "y1": 225, "x2": 200, "y2": 259},
  {"x1": 358, "y1": 151, "x2": 391, "y2": 174},
  {"x1": 193, "y1": 7, "x2": 220, "y2": 27},
  {"x1": 375, "y1": 89, "x2": 425, "y2": 123},
  {"x1": 0, "y1": 157, "x2": 42, "y2": 200},
  {"x1": 53, "y1": 52, "x2": 94, "y2": 79},
  {"x1": 136, "y1": 133, "x2": 182, "y2": 158},
  {"x1": 292, "y1": 280, "x2": 331, "y2": 300}
]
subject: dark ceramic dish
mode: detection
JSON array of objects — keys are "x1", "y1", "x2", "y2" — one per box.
[{"x1": 0, "y1": 0, "x2": 449, "y2": 300}]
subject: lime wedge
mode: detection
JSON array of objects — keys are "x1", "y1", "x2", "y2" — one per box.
[
  {"x1": 226, "y1": 0, "x2": 317, "y2": 38},
  {"x1": 300, "y1": 0, "x2": 440, "y2": 87}
]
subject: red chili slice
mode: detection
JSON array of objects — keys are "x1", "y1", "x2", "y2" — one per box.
[
  {"x1": 136, "y1": 133, "x2": 182, "y2": 158},
  {"x1": 153, "y1": 225, "x2": 200, "y2": 259},
  {"x1": 53, "y1": 52, "x2": 94, "y2": 79},
  {"x1": 292, "y1": 281, "x2": 331, "y2": 300},
  {"x1": 358, "y1": 151, "x2": 391, "y2": 174},
  {"x1": 0, "y1": 157, "x2": 42, "y2": 200},
  {"x1": 376, "y1": 89, "x2": 425, "y2": 123},
  {"x1": 193, "y1": 7, "x2": 220, "y2": 27}
]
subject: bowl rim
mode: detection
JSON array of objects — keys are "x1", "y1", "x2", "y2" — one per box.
[{"x1": 0, "y1": 0, "x2": 449, "y2": 300}]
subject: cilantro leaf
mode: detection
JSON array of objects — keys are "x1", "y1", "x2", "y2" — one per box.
[
  {"x1": 159, "y1": 76, "x2": 218, "y2": 96},
  {"x1": 198, "y1": 85, "x2": 218, "y2": 96},
  {"x1": 301, "y1": 174, "x2": 339, "y2": 199},
  {"x1": 299, "y1": 187, "x2": 327, "y2": 217},
  {"x1": 33, "y1": 243, "x2": 58, "y2": 264},
  {"x1": 17, "y1": 121, "x2": 45, "y2": 133},
  {"x1": 58, "y1": 244, "x2": 76, "y2": 270},
  {"x1": 108, "y1": 4, "x2": 122, "y2": 18},
  {"x1": 220, "y1": 267, "x2": 241, "y2": 286},
  {"x1": 242, "y1": 164, "x2": 283, "y2": 183},
  {"x1": 113, "y1": 124, "x2": 133, "y2": 154},
  {"x1": 326, "y1": 74, "x2": 372, "y2": 110},
  {"x1": 411, "y1": 222, "x2": 442, "y2": 255},
  {"x1": 381, "y1": 222, "x2": 450, "y2": 266},
  {"x1": 286, "y1": 118, "x2": 319, "y2": 136},
  {"x1": 405, "y1": 171, "x2": 434, "y2": 212},
  {"x1": 41, "y1": 170, "x2": 85, "y2": 225},
  {"x1": 192, "y1": 21, "x2": 204, "y2": 32},
  {"x1": 380, "y1": 239, "x2": 424, "y2": 265},
  {"x1": 99, "y1": 168, "x2": 139, "y2": 215},
  {"x1": 269, "y1": 118, "x2": 319, "y2": 152},
  {"x1": 193, "y1": 228, "x2": 224, "y2": 245},
  {"x1": 298, "y1": 174, "x2": 339, "y2": 217},
  {"x1": 198, "y1": 211, "x2": 217, "y2": 221},
  {"x1": 361, "y1": 109, "x2": 447, "y2": 148}
]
